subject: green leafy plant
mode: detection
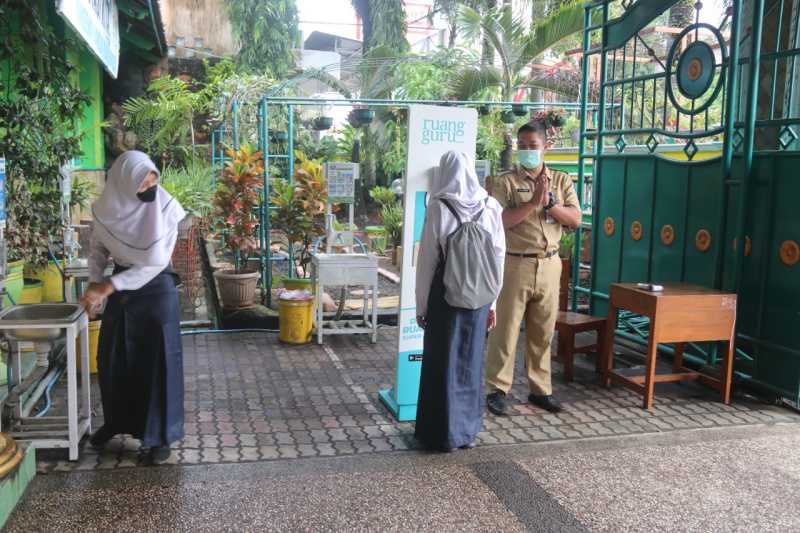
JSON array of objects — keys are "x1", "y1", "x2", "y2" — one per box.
[
  {"x1": 559, "y1": 230, "x2": 576, "y2": 260},
  {"x1": 270, "y1": 151, "x2": 331, "y2": 277},
  {"x1": 5, "y1": 169, "x2": 57, "y2": 267},
  {"x1": 369, "y1": 186, "x2": 397, "y2": 209},
  {"x1": 213, "y1": 145, "x2": 264, "y2": 272},
  {"x1": 380, "y1": 204, "x2": 403, "y2": 248},
  {"x1": 161, "y1": 159, "x2": 216, "y2": 219},
  {"x1": 226, "y1": 0, "x2": 300, "y2": 77},
  {"x1": 122, "y1": 76, "x2": 209, "y2": 164},
  {"x1": 453, "y1": 1, "x2": 585, "y2": 168},
  {"x1": 70, "y1": 177, "x2": 96, "y2": 214},
  {"x1": 1, "y1": 1, "x2": 90, "y2": 266}
]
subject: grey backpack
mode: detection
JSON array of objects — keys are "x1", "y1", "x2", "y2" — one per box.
[{"x1": 439, "y1": 199, "x2": 502, "y2": 310}]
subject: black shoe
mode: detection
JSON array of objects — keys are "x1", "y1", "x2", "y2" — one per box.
[
  {"x1": 460, "y1": 442, "x2": 476, "y2": 450},
  {"x1": 89, "y1": 425, "x2": 115, "y2": 450},
  {"x1": 528, "y1": 394, "x2": 563, "y2": 413},
  {"x1": 486, "y1": 391, "x2": 508, "y2": 416},
  {"x1": 149, "y1": 446, "x2": 172, "y2": 465}
]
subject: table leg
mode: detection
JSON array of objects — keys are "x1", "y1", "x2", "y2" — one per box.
[
  {"x1": 721, "y1": 336, "x2": 735, "y2": 404},
  {"x1": 79, "y1": 321, "x2": 92, "y2": 435},
  {"x1": 643, "y1": 321, "x2": 659, "y2": 411},
  {"x1": 371, "y1": 282, "x2": 378, "y2": 344},
  {"x1": 559, "y1": 329, "x2": 575, "y2": 382},
  {"x1": 66, "y1": 326, "x2": 79, "y2": 461},
  {"x1": 595, "y1": 326, "x2": 606, "y2": 375},
  {"x1": 602, "y1": 304, "x2": 618, "y2": 387},
  {"x1": 672, "y1": 342, "x2": 686, "y2": 373},
  {"x1": 316, "y1": 282, "x2": 324, "y2": 345}
]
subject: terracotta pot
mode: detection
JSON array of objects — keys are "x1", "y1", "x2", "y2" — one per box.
[{"x1": 214, "y1": 269, "x2": 260, "y2": 310}]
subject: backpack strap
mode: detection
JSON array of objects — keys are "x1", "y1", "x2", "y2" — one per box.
[
  {"x1": 439, "y1": 198, "x2": 463, "y2": 226},
  {"x1": 470, "y1": 198, "x2": 488, "y2": 223}
]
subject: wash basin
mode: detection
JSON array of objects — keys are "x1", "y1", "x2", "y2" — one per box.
[{"x1": 0, "y1": 304, "x2": 85, "y2": 342}]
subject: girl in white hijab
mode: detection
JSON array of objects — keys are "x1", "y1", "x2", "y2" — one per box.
[
  {"x1": 81, "y1": 150, "x2": 186, "y2": 464},
  {"x1": 414, "y1": 150, "x2": 505, "y2": 452}
]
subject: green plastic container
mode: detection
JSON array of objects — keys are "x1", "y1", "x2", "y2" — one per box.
[{"x1": 282, "y1": 278, "x2": 313, "y2": 291}]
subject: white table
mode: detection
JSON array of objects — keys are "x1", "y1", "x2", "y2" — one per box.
[
  {"x1": 311, "y1": 253, "x2": 378, "y2": 345},
  {"x1": 0, "y1": 307, "x2": 92, "y2": 461}
]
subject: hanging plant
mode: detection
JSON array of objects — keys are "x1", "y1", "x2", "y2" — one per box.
[
  {"x1": 512, "y1": 104, "x2": 529, "y2": 117},
  {"x1": 353, "y1": 109, "x2": 375, "y2": 127},
  {"x1": 501, "y1": 110, "x2": 516, "y2": 124},
  {"x1": 312, "y1": 116, "x2": 333, "y2": 131}
]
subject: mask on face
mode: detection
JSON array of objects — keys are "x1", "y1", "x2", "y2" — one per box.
[
  {"x1": 136, "y1": 185, "x2": 158, "y2": 203},
  {"x1": 517, "y1": 149, "x2": 543, "y2": 169}
]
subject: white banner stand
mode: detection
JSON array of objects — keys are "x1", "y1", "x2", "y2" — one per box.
[{"x1": 379, "y1": 105, "x2": 478, "y2": 421}]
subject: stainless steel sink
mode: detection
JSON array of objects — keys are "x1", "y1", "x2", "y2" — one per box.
[{"x1": 0, "y1": 304, "x2": 85, "y2": 342}]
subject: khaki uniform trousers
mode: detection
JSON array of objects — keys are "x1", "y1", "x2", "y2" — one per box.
[{"x1": 486, "y1": 254, "x2": 561, "y2": 396}]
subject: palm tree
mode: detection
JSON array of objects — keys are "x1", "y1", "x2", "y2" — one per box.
[{"x1": 452, "y1": 1, "x2": 585, "y2": 168}]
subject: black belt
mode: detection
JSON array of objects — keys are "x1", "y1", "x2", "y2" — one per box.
[{"x1": 506, "y1": 250, "x2": 558, "y2": 259}]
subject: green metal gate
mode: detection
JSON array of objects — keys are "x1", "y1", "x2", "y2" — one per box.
[{"x1": 575, "y1": 0, "x2": 800, "y2": 403}]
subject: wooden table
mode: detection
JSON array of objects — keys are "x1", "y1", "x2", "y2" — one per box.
[{"x1": 601, "y1": 283, "x2": 737, "y2": 410}]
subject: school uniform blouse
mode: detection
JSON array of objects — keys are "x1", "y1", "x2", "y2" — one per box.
[{"x1": 88, "y1": 230, "x2": 177, "y2": 292}]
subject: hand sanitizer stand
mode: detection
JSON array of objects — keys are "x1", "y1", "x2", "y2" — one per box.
[{"x1": 311, "y1": 163, "x2": 378, "y2": 344}]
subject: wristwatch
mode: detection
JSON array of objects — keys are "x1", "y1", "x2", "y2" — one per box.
[{"x1": 544, "y1": 192, "x2": 556, "y2": 210}]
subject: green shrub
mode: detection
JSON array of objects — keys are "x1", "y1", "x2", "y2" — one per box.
[
  {"x1": 160, "y1": 158, "x2": 216, "y2": 219},
  {"x1": 369, "y1": 186, "x2": 396, "y2": 208},
  {"x1": 380, "y1": 204, "x2": 403, "y2": 247}
]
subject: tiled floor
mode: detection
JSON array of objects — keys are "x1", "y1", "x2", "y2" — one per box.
[{"x1": 35, "y1": 328, "x2": 798, "y2": 472}]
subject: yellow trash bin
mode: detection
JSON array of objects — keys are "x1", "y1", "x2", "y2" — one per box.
[
  {"x1": 278, "y1": 294, "x2": 314, "y2": 345},
  {"x1": 76, "y1": 320, "x2": 101, "y2": 374}
]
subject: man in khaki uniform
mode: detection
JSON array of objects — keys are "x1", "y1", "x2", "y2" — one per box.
[{"x1": 485, "y1": 121, "x2": 581, "y2": 415}]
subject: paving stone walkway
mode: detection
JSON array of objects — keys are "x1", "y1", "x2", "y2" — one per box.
[{"x1": 35, "y1": 328, "x2": 799, "y2": 472}]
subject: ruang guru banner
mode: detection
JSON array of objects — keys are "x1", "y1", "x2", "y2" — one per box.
[{"x1": 379, "y1": 105, "x2": 478, "y2": 421}]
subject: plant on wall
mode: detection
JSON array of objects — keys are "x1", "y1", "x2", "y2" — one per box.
[
  {"x1": 226, "y1": 0, "x2": 300, "y2": 77},
  {"x1": 213, "y1": 145, "x2": 263, "y2": 272}
]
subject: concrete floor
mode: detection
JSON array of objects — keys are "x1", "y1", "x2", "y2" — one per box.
[{"x1": 8, "y1": 424, "x2": 800, "y2": 532}]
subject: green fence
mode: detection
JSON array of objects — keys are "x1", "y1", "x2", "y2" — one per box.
[{"x1": 577, "y1": 0, "x2": 800, "y2": 403}]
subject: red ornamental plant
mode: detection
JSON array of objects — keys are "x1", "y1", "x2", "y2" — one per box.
[{"x1": 213, "y1": 144, "x2": 264, "y2": 273}]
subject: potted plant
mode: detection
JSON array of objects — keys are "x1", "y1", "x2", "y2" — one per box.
[
  {"x1": 270, "y1": 150, "x2": 330, "y2": 278},
  {"x1": 512, "y1": 103, "x2": 528, "y2": 117},
  {"x1": 348, "y1": 108, "x2": 375, "y2": 128},
  {"x1": 501, "y1": 110, "x2": 516, "y2": 125},
  {"x1": 312, "y1": 116, "x2": 333, "y2": 131},
  {"x1": 212, "y1": 145, "x2": 263, "y2": 310},
  {"x1": 381, "y1": 204, "x2": 403, "y2": 265}
]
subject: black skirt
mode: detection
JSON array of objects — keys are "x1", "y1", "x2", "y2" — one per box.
[
  {"x1": 414, "y1": 268, "x2": 490, "y2": 450},
  {"x1": 97, "y1": 271, "x2": 184, "y2": 448}
]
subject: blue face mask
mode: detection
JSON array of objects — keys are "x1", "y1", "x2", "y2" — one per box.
[{"x1": 517, "y1": 149, "x2": 543, "y2": 169}]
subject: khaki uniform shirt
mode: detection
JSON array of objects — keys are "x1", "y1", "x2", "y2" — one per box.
[{"x1": 491, "y1": 165, "x2": 579, "y2": 255}]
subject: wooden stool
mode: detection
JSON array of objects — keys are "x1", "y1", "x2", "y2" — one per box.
[{"x1": 555, "y1": 311, "x2": 607, "y2": 382}]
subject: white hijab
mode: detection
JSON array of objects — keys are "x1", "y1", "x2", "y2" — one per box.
[
  {"x1": 92, "y1": 151, "x2": 186, "y2": 266},
  {"x1": 432, "y1": 151, "x2": 488, "y2": 211}
]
